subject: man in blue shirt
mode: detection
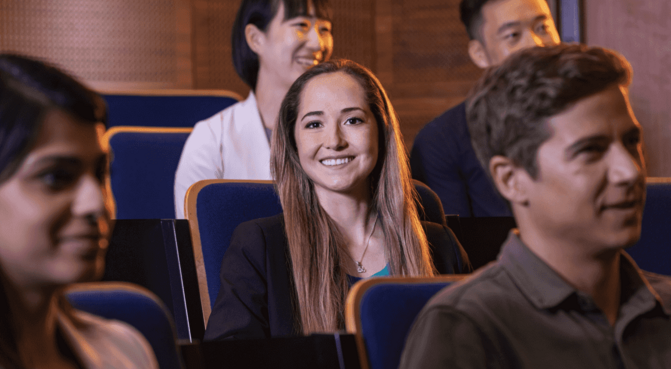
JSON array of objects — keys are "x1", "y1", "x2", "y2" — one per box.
[{"x1": 410, "y1": 0, "x2": 560, "y2": 216}]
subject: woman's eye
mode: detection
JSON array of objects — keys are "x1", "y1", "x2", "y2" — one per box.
[
  {"x1": 39, "y1": 169, "x2": 76, "y2": 190},
  {"x1": 305, "y1": 121, "x2": 322, "y2": 129},
  {"x1": 294, "y1": 22, "x2": 310, "y2": 31},
  {"x1": 345, "y1": 117, "x2": 363, "y2": 125}
]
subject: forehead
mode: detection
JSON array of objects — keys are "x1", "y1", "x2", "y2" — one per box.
[
  {"x1": 544, "y1": 85, "x2": 639, "y2": 147},
  {"x1": 24, "y1": 109, "x2": 104, "y2": 163},
  {"x1": 481, "y1": 0, "x2": 552, "y2": 28},
  {"x1": 276, "y1": 0, "x2": 329, "y2": 22},
  {"x1": 299, "y1": 72, "x2": 366, "y2": 111}
]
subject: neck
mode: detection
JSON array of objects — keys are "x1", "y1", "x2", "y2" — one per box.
[
  {"x1": 516, "y1": 219, "x2": 622, "y2": 325},
  {"x1": 4, "y1": 280, "x2": 68, "y2": 366},
  {"x1": 315, "y1": 186, "x2": 374, "y2": 241},
  {"x1": 254, "y1": 71, "x2": 290, "y2": 132}
]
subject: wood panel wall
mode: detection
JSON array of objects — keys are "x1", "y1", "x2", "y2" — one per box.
[{"x1": 585, "y1": 0, "x2": 671, "y2": 177}]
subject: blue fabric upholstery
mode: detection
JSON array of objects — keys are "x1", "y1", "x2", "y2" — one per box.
[
  {"x1": 627, "y1": 181, "x2": 671, "y2": 275},
  {"x1": 195, "y1": 182, "x2": 283, "y2": 310},
  {"x1": 358, "y1": 281, "x2": 456, "y2": 369},
  {"x1": 66, "y1": 282, "x2": 183, "y2": 369},
  {"x1": 108, "y1": 129, "x2": 190, "y2": 219},
  {"x1": 103, "y1": 93, "x2": 239, "y2": 128}
]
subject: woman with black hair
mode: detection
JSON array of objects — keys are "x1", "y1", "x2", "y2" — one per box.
[
  {"x1": 174, "y1": 0, "x2": 333, "y2": 218},
  {"x1": 0, "y1": 54, "x2": 157, "y2": 369}
]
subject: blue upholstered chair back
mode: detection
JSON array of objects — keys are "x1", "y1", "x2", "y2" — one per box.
[
  {"x1": 102, "y1": 91, "x2": 241, "y2": 128},
  {"x1": 66, "y1": 282, "x2": 183, "y2": 369},
  {"x1": 186, "y1": 180, "x2": 282, "y2": 324},
  {"x1": 186, "y1": 180, "x2": 448, "y2": 325},
  {"x1": 627, "y1": 178, "x2": 671, "y2": 275},
  {"x1": 345, "y1": 276, "x2": 466, "y2": 369},
  {"x1": 106, "y1": 127, "x2": 191, "y2": 219}
]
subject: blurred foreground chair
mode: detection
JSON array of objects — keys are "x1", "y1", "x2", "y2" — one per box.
[
  {"x1": 345, "y1": 276, "x2": 467, "y2": 369},
  {"x1": 627, "y1": 177, "x2": 671, "y2": 275},
  {"x1": 105, "y1": 127, "x2": 191, "y2": 219},
  {"x1": 102, "y1": 90, "x2": 241, "y2": 128},
  {"x1": 66, "y1": 282, "x2": 183, "y2": 369}
]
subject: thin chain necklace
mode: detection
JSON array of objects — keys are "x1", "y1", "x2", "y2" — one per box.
[{"x1": 354, "y1": 214, "x2": 378, "y2": 274}]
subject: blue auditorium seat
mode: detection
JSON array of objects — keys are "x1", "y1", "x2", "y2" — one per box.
[
  {"x1": 66, "y1": 282, "x2": 183, "y2": 369},
  {"x1": 106, "y1": 127, "x2": 191, "y2": 219},
  {"x1": 345, "y1": 276, "x2": 467, "y2": 369},
  {"x1": 627, "y1": 178, "x2": 671, "y2": 275},
  {"x1": 185, "y1": 180, "x2": 283, "y2": 325},
  {"x1": 102, "y1": 90, "x2": 241, "y2": 128},
  {"x1": 185, "y1": 179, "x2": 450, "y2": 326}
]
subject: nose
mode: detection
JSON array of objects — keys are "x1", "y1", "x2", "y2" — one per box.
[
  {"x1": 324, "y1": 123, "x2": 347, "y2": 150},
  {"x1": 521, "y1": 30, "x2": 547, "y2": 49},
  {"x1": 72, "y1": 175, "x2": 107, "y2": 222},
  {"x1": 306, "y1": 24, "x2": 332, "y2": 59},
  {"x1": 608, "y1": 143, "x2": 645, "y2": 186}
]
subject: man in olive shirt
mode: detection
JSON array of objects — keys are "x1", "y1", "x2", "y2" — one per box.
[{"x1": 400, "y1": 44, "x2": 671, "y2": 368}]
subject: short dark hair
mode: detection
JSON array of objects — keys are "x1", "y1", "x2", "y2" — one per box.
[
  {"x1": 0, "y1": 54, "x2": 106, "y2": 183},
  {"x1": 459, "y1": 0, "x2": 491, "y2": 40},
  {"x1": 466, "y1": 44, "x2": 632, "y2": 180},
  {"x1": 232, "y1": 0, "x2": 332, "y2": 91},
  {"x1": 459, "y1": 0, "x2": 550, "y2": 40}
]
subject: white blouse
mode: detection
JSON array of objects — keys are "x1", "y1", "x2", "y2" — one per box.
[{"x1": 174, "y1": 92, "x2": 272, "y2": 219}]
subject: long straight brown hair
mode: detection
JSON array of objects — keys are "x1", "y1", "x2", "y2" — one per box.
[{"x1": 271, "y1": 59, "x2": 436, "y2": 334}]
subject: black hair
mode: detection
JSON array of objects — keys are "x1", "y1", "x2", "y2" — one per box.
[
  {"x1": 0, "y1": 54, "x2": 106, "y2": 183},
  {"x1": 460, "y1": 0, "x2": 550, "y2": 40},
  {"x1": 232, "y1": 0, "x2": 332, "y2": 90}
]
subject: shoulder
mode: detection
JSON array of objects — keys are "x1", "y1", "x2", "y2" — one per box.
[
  {"x1": 415, "y1": 102, "x2": 467, "y2": 140},
  {"x1": 69, "y1": 310, "x2": 159, "y2": 369},
  {"x1": 228, "y1": 213, "x2": 287, "y2": 258},
  {"x1": 233, "y1": 213, "x2": 285, "y2": 239},
  {"x1": 426, "y1": 264, "x2": 516, "y2": 315},
  {"x1": 643, "y1": 271, "x2": 671, "y2": 306}
]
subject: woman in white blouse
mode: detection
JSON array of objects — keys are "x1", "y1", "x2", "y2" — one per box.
[{"x1": 174, "y1": 0, "x2": 334, "y2": 218}]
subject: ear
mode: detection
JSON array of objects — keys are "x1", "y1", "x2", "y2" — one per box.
[
  {"x1": 489, "y1": 155, "x2": 530, "y2": 206},
  {"x1": 468, "y1": 39, "x2": 491, "y2": 69},
  {"x1": 245, "y1": 23, "x2": 265, "y2": 55}
]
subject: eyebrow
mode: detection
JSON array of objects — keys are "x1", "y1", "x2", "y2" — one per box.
[
  {"x1": 496, "y1": 15, "x2": 549, "y2": 35},
  {"x1": 26, "y1": 154, "x2": 108, "y2": 171},
  {"x1": 564, "y1": 135, "x2": 609, "y2": 159},
  {"x1": 300, "y1": 107, "x2": 365, "y2": 121}
]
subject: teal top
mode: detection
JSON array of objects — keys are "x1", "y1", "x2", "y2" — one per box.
[{"x1": 347, "y1": 264, "x2": 390, "y2": 286}]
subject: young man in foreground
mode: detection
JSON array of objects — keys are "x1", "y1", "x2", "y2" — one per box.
[{"x1": 400, "y1": 44, "x2": 671, "y2": 368}]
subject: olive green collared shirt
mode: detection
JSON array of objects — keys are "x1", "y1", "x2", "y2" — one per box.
[{"x1": 400, "y1": 231, "x2": 671, "y2": 369}]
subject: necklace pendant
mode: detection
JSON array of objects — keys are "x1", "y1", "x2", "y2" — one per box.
[{"x1": 356, "y1": 261, "x2": 366, "y2": 274}]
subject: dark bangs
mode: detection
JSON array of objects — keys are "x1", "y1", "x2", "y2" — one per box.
[{"x1": 281, "y1": 0, "x2": 332, "y2": 22}]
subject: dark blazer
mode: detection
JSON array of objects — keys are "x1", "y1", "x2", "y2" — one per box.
[{"x1": 204, "y1": 213, "x2": 471, "y2": 341}]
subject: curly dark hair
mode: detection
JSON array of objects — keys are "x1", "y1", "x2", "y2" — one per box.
[{"x1": 466, "y1": 43, "x2": 632, "y2": 180}]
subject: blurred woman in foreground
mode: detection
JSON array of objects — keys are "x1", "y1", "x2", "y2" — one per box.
[
  {"x1": 0, "y1": 54, "x2": 157, "y2": 368},
  {"x1": 205, "y1": 59, "x2": 469, "y2": 340}
]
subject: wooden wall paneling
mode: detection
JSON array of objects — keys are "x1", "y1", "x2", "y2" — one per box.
[
  {"x1": 585, "y1": 0, "x2": 671, "y2": 176},
  {"x1": 384, "y1": 0, "x2": 481, "y2": 148},
  {"x1": 330, "y1": 0, "x2": 376, "y2": 72},
  {"x1": 0, "y1": 0, "x2": 188, "y2": 91},
  {"x1": 191, "y1": 0, "x2": 249, "y2": 95}
]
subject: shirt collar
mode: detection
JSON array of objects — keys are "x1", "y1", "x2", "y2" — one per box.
[{"x1": 498, "y1": 231, "x2": 670, "y2": 316}]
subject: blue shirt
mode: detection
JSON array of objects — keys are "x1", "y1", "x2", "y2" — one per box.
[
  {"x1": 347, "y1": 264, "x2": 390, "y2": 286},
  {"x1": 410, "y1": 102, "x2": 511, "y2": 217}
]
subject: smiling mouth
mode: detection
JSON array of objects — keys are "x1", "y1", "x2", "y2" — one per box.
[
  {"x1": 602, "y1": 198, "x2": 644, "y2": 211},
  {"x1": 320, "y1": 157, "x2": 354, "y2": 166},
  {"x1": 295, "y1": 56, "x2": 319, "y2": 67}
]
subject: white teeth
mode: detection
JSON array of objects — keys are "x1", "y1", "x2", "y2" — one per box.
[{"x1": 320, "y1": 157, "x2": 352, "y2": 166}]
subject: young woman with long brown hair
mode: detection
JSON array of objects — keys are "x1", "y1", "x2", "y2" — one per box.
[
  {"x1": 205, "y1": 59, "x2": 469, "y2": 340},
  {"x1": 0, "y1": 54, "x2": 158, "y2": 369}
]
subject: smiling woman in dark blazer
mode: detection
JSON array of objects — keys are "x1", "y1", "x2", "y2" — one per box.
[{"x1": 205, "y1": 59, "x2": 470, "y2": 340}]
